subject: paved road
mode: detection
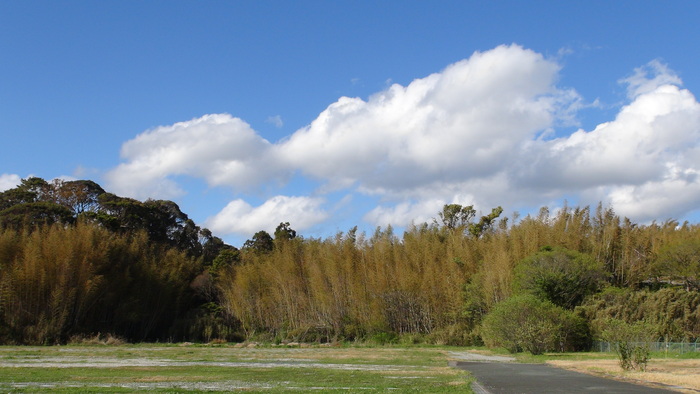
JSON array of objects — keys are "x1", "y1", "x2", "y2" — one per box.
[{"x1": 452, "y1": 361, "x2": 677, "y2": 393}]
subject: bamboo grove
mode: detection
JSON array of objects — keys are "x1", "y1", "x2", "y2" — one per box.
[
  {"x1": 0, "y1": 178, "x2": 698, "y2": 347},
  {"x1": 0, "y1": 178, "x2": 236, "y2": 344}
]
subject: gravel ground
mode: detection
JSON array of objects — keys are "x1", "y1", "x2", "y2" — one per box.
[
  {"x1": 0, "y1": 381, "x2": 277, "y2": 391},
  {"x1": 0, "y1": 355, "x2": 411, "y2": 371},
  {"x1": 448, "y1": 351, "x2": 516, "y2": 363}
]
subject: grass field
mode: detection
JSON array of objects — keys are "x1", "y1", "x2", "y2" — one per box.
[
  {"x1": 2, "y1": 343, "x2": 697, "y2": 392},
  {"x1": 0, "y1": 344, "x2": 472, "y2": 392}
]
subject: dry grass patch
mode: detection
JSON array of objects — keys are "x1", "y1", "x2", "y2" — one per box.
[
  {"x1": 378, "y1": 366, "x2": 459, "y2": 376},
  {"x1": 548, "y1": 358, "x2": 700, "y2": 393},
  {"x1": 133, "y1": 376, "x2": 186, "y2": 382},
  {"x1": 233, "y1": 346, "x2": 444, "y2": 365},
  {"x1": 68, "y1": 333, "x2": 126, "y2": 346},
  {"x1": 278, "y1": 348, "x2": 390, "y2": 360}
]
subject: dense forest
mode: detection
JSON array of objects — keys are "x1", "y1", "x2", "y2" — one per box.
[{"x1": 0, "y1": 177, "x2": 698, "y2": 351}]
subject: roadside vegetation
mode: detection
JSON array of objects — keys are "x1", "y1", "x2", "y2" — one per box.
[
  {"x1": 540, "y1": 351, "x2": 700, "y2": 392},
  {"x1": 0, "y1": 177, "x2": 698, "y2": 362}
]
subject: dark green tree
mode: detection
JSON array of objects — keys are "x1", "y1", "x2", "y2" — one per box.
[
  {"x1": 274, "y1": 222, "x2": 297, "y2": 242},
  {"x1": 0, "y1": 179, "x2": 43, "y2": 210},
  {"x1": 210, "y1": 247, "x2": 241, "y2": 275},
  {"x1": 653, "y1": 240, "x2": 700, "y2": 290},
  {"x1": 96, "y1": 193, "x2": 149, "y2": 232},
  {"x1": 200, "y1": 228, "x2": 229, "y2": 264},
  {"x1": 0, "y1": 202, "x2": 75, "y2": 229},
  {"x1": 438, "y1": 204, "x2": 475, "y2": 230},
  {"x1": 513, "y1": 247, "x2": 605, "y2": 309},
  {"x1": 243, "y1": 230, "x2": 274, "y2": 254},
  {"x1": 468, "y1": 206, "x2": 504, "y2": 238}
]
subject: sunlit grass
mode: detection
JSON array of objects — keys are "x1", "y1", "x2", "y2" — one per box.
[{"x1": 0, "y1": 344, "x2": 473, "y2": 393}]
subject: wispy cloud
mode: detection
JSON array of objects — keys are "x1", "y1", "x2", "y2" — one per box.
[
  {"x1": 266, "y1": 115, "x2": 284, "y2": 128},
  {"x1": 621, "y1": 59, "x2": 683, "y2": 99}
]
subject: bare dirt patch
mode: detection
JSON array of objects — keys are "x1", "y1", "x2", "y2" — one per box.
[
  {"x1": 1, "y1": 381, "x2": 274, "y2": 391},
  {"x1": 0, "y1": 355, "x2": 413, "y2": 371},
  {"x1": 548, "y1": 358, "x2": 700, "y2": 393},
  {"x1": 448, "y1": 350, "x2": 516, "y2": 363}
]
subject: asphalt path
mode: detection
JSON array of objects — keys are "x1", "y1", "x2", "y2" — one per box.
[{"x1": 452, "y1": 359, "x2": 678, "y2": 393}]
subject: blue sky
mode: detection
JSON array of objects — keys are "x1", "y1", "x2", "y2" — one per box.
[{"x1": 2, "y1": 1, "x2": 700, "y2": 246}]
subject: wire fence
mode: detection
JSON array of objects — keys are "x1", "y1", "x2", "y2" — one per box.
[{"x1": 592, "y1": 341, "x2": 700, "y2": 354}]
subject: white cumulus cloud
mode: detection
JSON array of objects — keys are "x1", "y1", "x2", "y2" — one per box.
[
  {"x1": 511, "y1": 63, "x2": 700, "y2": 221},
  {"x1": 278, "y1": 44, "x2": 576, "y2": 195},
  {"x1": 0, "y1": 174, "x2": 21, "y2": 192},
  {"x1": 205, "y1": 195, "x2": 328, "y2": 235},
  {"x1": 364, "y1": 198, "x2": 462, "y2": 229},
  {"x1": 105, "y1": 114, "x2": 284, "y2": 199},
  {"x1": 515, "y1": 86, "x2": 700, "y2": 190},
  {"x1": 106, "y1": 46, "x2": 700, "y2": 238}
]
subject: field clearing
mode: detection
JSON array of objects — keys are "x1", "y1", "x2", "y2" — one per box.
[
  {"x1": 0, "y1": 345, "x2": 472, "y2": 392},
  {"x1": 547, "y1": 356, "x2": 700, "y2": 393}
]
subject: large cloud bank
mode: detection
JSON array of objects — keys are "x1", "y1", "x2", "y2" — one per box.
[{"x1": 105, "y1": 44, "x2": 700, "y2": 236}]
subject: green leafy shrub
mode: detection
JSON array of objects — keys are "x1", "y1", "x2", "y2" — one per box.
[
  {"x1": 579, "y1": 287, "x2": 700, "y2": 341},
  {"x1": 481, "y1": 295, "x2": 589, "y2": 354},
  {"x1": 601, "y1": 319, "x2": 656, "y2": 371},
  {"x1": 513, "y1": 247, "x2": 605, "y2": 309},
  {"x1": 368, "y1": 332, "x2": 399, "y2": 345}
]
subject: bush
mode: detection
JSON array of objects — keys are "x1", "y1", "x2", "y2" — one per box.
[
  {"x1": 481, "y1": 295, "x2": 589, "y2": 355},
  {"x1": 513, "y1": 247, "x2": 605, "y2": 309},
  {"x1": 369, "y1": 332, "x2": 399, "y2": 345},
  {"x1": 68, "y1": 333, "x2": 126, "y2": 346},
  {"x1": 426, "y1": 324, "x2": 473, "y2": 346},
  {"x1": 579, "y1": 287, "x2": 700, "y2": 342},
  {"x1": 601, "y1": 319, "x2": 655, "y2": 371}
]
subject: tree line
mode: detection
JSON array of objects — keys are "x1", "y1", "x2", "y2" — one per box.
[
  {"x1": 0, "y1": 178, "x2": 698, "y2": 350},
  {"x1": 220, "y1": 204, "x2": 699, "y2": 350},
  {"x1": 0, "y1": 178, "x2": 236, "y2": 344}
]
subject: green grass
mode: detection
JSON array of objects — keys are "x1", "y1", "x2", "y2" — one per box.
[
  {"x1": 650, "y1": 350, "x2": 700, "y2": 359},
  {"x1": 0, "y1": 345, "x2": 473, "y2": 393},
  {"x1": 481, "y1": 347, "x2": 700, "y2": 364}
]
